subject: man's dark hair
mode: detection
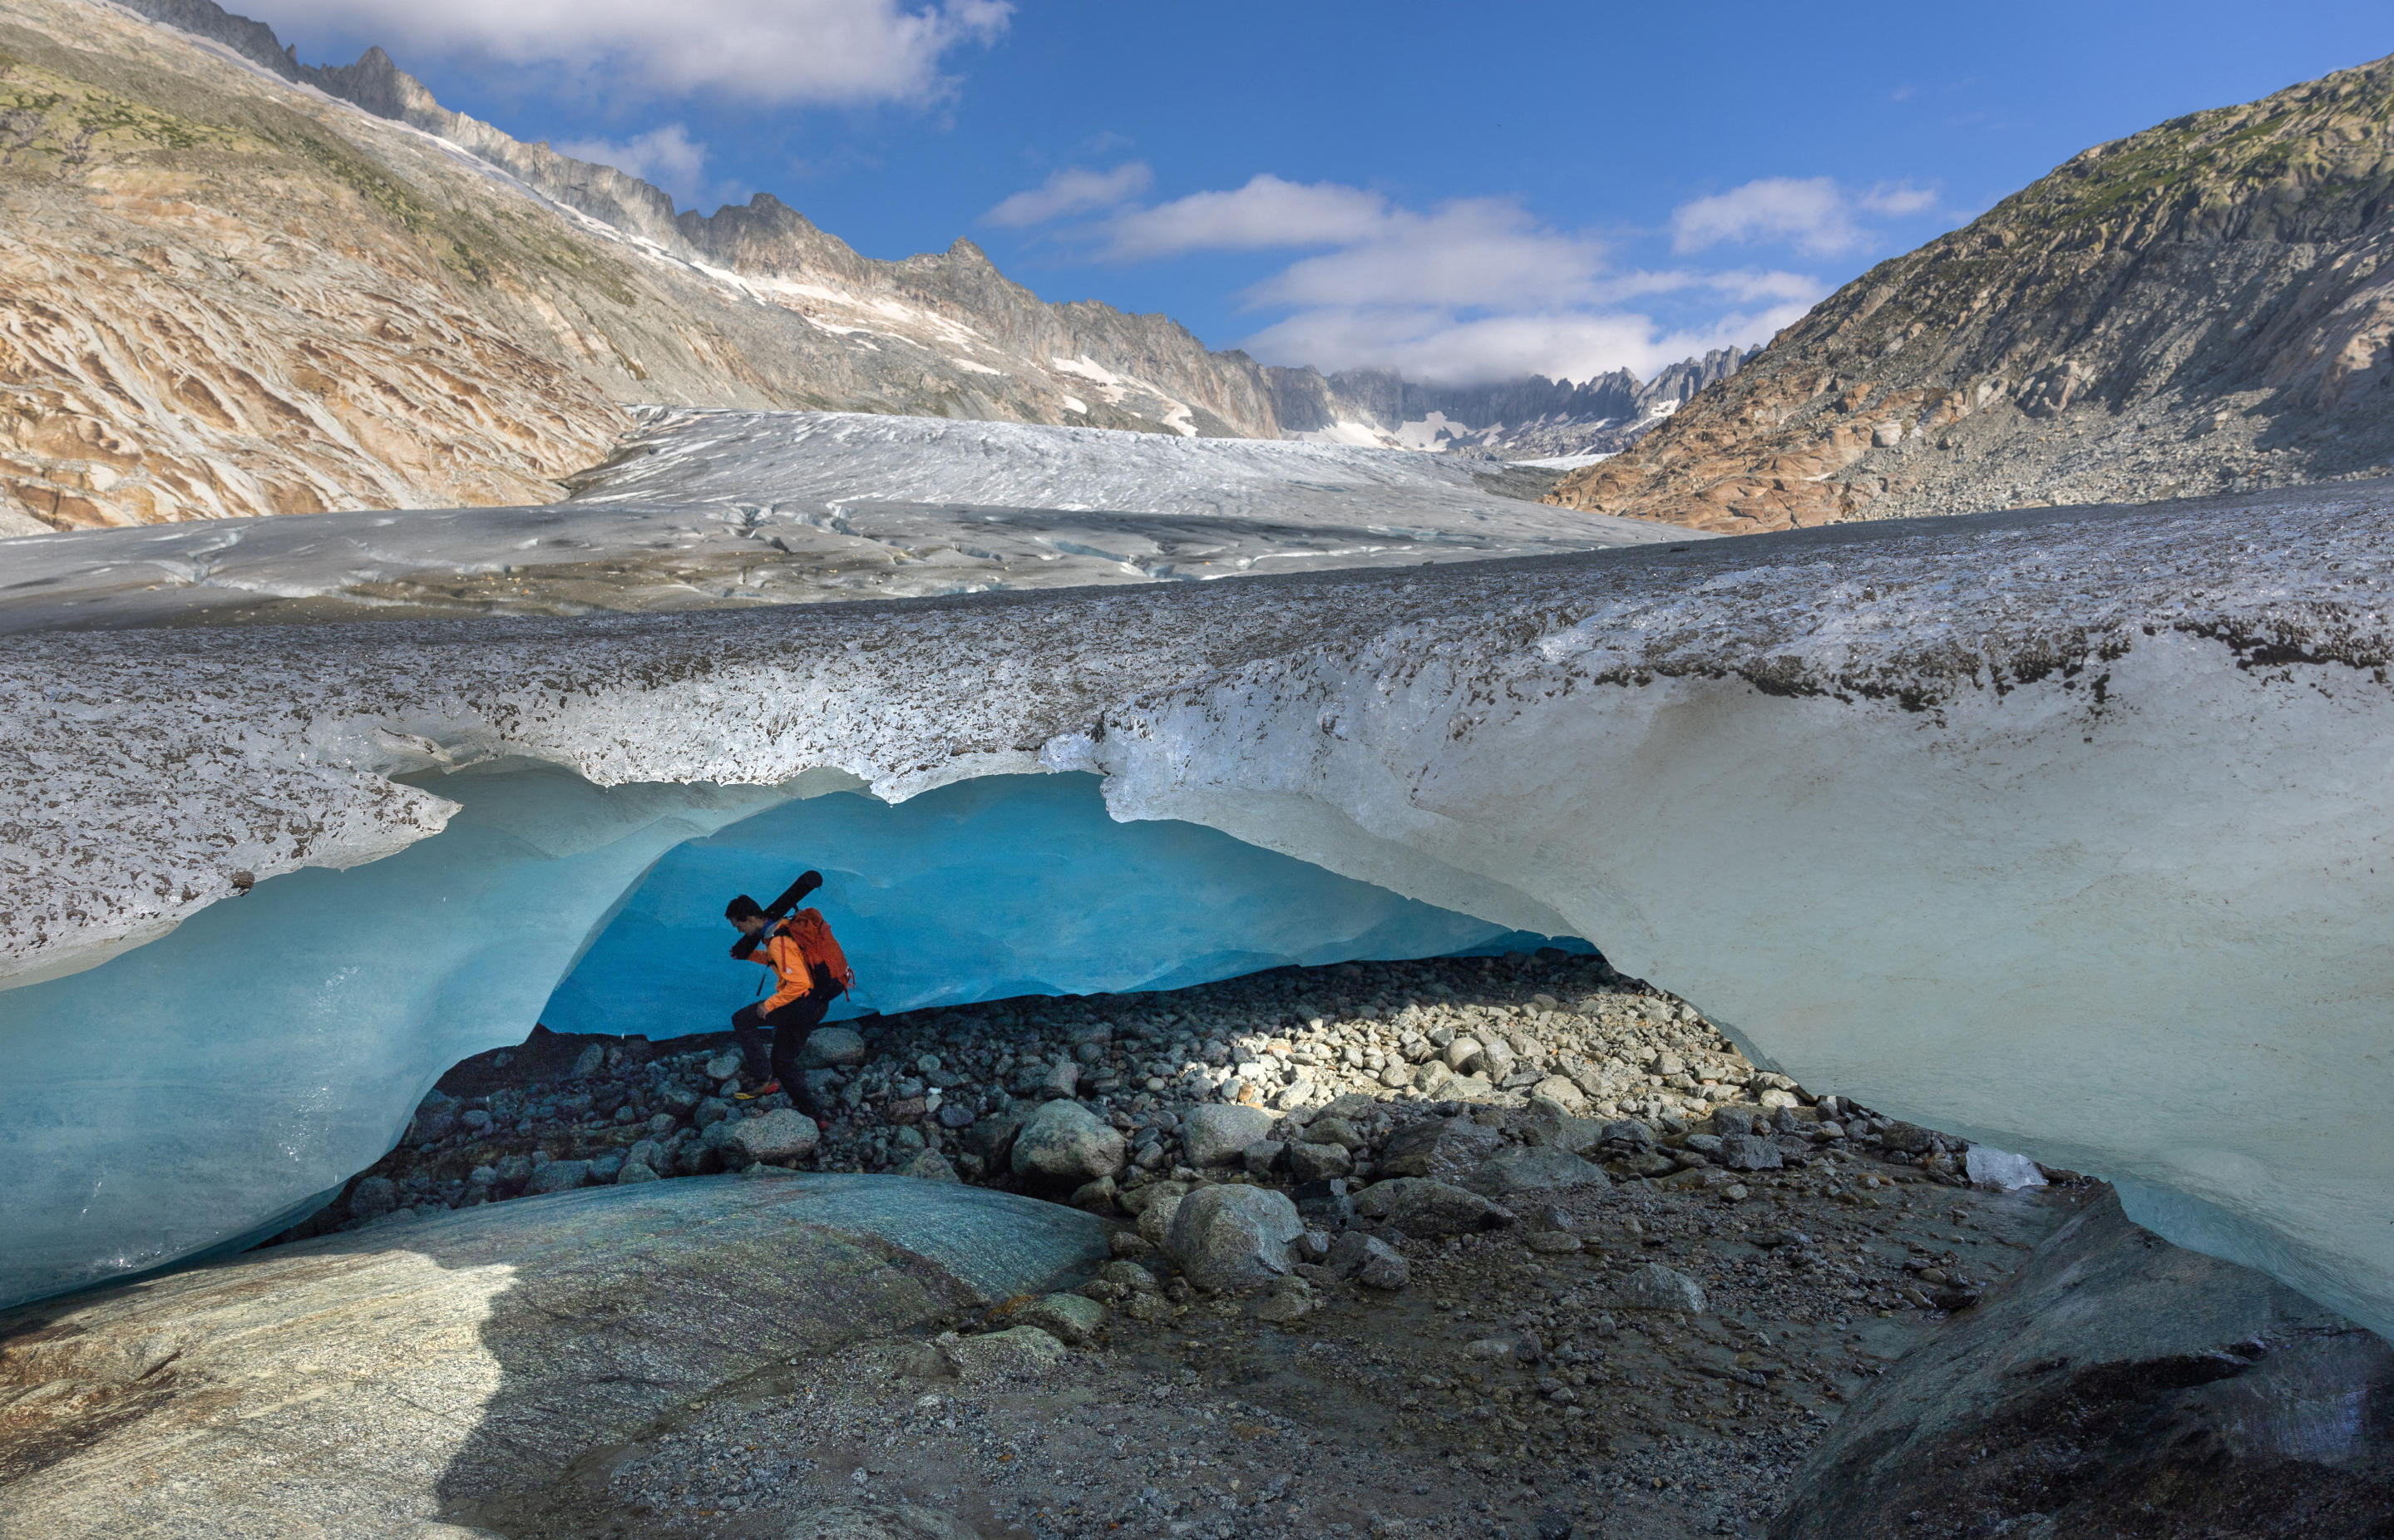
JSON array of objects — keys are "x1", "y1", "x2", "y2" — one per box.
[{"x1": 725, "y1": 894, "x2": 765, "y2": 922}]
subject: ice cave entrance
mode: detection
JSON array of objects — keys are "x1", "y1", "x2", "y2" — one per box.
[
  {"x1": 0, "y1": 764, "x2": 1579, "y2": 1310},
  {"x1": 543, "y1": 772, "x2": 1583, "y2": 1042}
]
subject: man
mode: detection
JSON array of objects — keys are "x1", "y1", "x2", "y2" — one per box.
[{"x1": 725, "y1": 875, "x2": 855, "y2": 1113}]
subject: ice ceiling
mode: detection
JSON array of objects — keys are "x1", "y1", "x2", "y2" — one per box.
[{"x1": 2, "y1": 473, "x2": 2389, "y2": 1340}]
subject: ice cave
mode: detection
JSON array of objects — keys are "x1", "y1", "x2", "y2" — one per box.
[{"x1": 0, "y1": 765, "x2": 1572, "y2": 1310}]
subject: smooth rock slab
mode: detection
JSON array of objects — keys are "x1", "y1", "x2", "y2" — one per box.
[{"x1": 0, "y1": 1174, "x2": 1104, "y2": 1540}]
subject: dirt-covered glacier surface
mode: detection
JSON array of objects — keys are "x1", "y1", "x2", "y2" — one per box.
[
  {"x1": 1, "y1": 481, "x2": 2390, "y2": 1335},
  {"x1": 0, "y1": 410, "x2": 1691, "y2": 632}
]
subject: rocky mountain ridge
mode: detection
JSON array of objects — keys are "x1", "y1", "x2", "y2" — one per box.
[
  {"x1": 1269, "y1": 348, "x2": 1755, "y2": 459},
  {"x1": 1546, "y1": 53, "x2": 2394, "y2": 531}
]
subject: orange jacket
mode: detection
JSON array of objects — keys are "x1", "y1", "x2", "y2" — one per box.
[{"x1": 749, "y1": 908, "x2": 854, "y2": 1012}]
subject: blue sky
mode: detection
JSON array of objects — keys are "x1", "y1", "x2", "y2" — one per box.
[{"x1": 254, "y1": 1, "x2": 2388, "y2": 386}]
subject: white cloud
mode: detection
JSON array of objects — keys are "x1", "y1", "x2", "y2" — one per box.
[
  {"x1": 1669, "y1": 175, "x2": 1938, "y2": 257},
  {"x1": 989, "y1": 167, "x2": 1859, "y2": 386},
  {"x1": 274, "y1": 0, "x2": 1011, "y2": 104},
  {"x1": 1242, "y1": 301, "x2": 1812, "y2": 389},
  {"x1": 555, "y1": 124, "x2": 710, "y2": 204},
  {"x1": 1246, "y1": 200, "x2": 1603, "y2": 310},
  {"x1": 1098, "y1": 175, "x2": 1392, "y2": 259},
  {"x1": 983, "y1": 163, "x2": 1153, "y2": 228}
]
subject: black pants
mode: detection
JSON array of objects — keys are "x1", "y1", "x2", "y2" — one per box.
[{"x1": 732, "y1": 985, "x2": 836, "y2": 1103}]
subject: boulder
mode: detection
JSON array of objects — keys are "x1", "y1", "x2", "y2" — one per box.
[
  {"x1": 1009, "y1": 1292, "x2": 1108, "y2": 1347},
  {"x1": 1325, "y1": 1230, "x2": 1409, "y2": 1290},
  {"x1": 526, "y1": 1160, "x2": 590, "y2": 1195},
  {"x1": 1135, "y1": 1190, "x2": 1184, "y2": 1247},
  {"x1": 1164, "y1": 1184, "x2": 1305, "y2": 1292},
  {"x1": 1528, "y1": 1076, "x2": 1589, "y2": 1115},
  {"x1": 1182, "y1": 1103, "x2": 1276, "y2": 1167},
  {"x1": 1287, "y1": 1140, "x2": 1354, "y2": 1182},
  {"x1": 1717, "y1": 1133, "x2": 1784, "y2": 1172},
  {"x1": 1616, "y1": 1263, "x2": 1707, "y2": 1314},
  {"x1": 1009, "y1": 1101, "x2": 1126, "y2": 1185},
  {"x1": 958, "y1": 1109, "x2": 1028, "y2": 1169},
  {"x1": 1304, "y1": 1116, "x2": 1365, "y2": 1151},
  {"x1": 1376, "y1": 1117, "x2": 1503, "y2": 1179},
  {"x1": 729, "y1": 1108, "x2": 820, "y2": 1162},
  {"x1": 1963, "y1": 1144, "x2": 2046, "y2": 1190},
  {"x1": 799, "y1": 1027, "x2": 869, "y2": 1069},
  {"x1": 895, "y1": 1148, "x2": 958, "y2": 1182},
  {"x1": 1462, "y1": 1145, "x2": 1611, "y2": 1197},
  {"x1": 1411, "y1": 1061, "x2": 1459, "y2": 1097},
  {"x1": 1523, "y1": 1106, "x2": 1605, "y2": 1156},
  {"x1": 937, "y1": 1325, "x2": 1065, "y2": 1379},
  {"x1": 1350, "y1": 1178, "x2": 1513, "y2": 1237}
]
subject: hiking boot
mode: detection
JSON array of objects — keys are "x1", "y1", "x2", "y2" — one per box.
[{"x1": 736, "y1": 1080, "x2": 782, "y2": 1102}]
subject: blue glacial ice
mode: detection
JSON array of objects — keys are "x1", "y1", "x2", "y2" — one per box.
[
  {"x1": 0, "y1": 764, "x2": 1557, "y2": 1309},
  {"x1": 543, "y1": 772, "x2": 1552, "y2": 1042}
]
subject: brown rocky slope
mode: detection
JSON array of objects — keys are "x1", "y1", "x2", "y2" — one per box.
[
  {"x1": 1547, "y1": 53, "x2": 2394, "y2": 533},
  {"x1": 0, "y1": 0, "x2": 1292, "y2": 532}
]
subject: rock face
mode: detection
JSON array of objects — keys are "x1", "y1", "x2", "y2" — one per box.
[
  {"x1": 0, "y1": 1173, "x2": 1105, "y2": 1538},
  {"x1": 1774, "y1": 1192, "x2": 2394, "y2": 1539},
  {"x1": 1550, "y1": 53, "x2": 2394, "y2": 533}
]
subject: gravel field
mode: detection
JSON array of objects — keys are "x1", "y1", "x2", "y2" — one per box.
[{"x1": 290, "y1": 949, "x2": 2088, "y2": 1539}]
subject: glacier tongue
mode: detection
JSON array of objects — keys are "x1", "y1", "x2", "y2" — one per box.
[
  {"x1": 0, "y1": 409, "x2": 1703, "y2": 634},
  {"x1": 2, "y1": 485, "x2": 2391, "y2": 1332}
]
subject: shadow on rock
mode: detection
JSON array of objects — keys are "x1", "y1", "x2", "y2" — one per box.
[
  {"x1": 0, "y1": 1172, "x2": 1105, "y2": 1538},
  {"x1": 1771, "y1": 1189, "x2": 2394, "y2": 1540}
]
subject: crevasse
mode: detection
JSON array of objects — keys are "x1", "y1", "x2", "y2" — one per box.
[{"x1": 2, "y1": 491, "x2": 2389, "y2": 1330}]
